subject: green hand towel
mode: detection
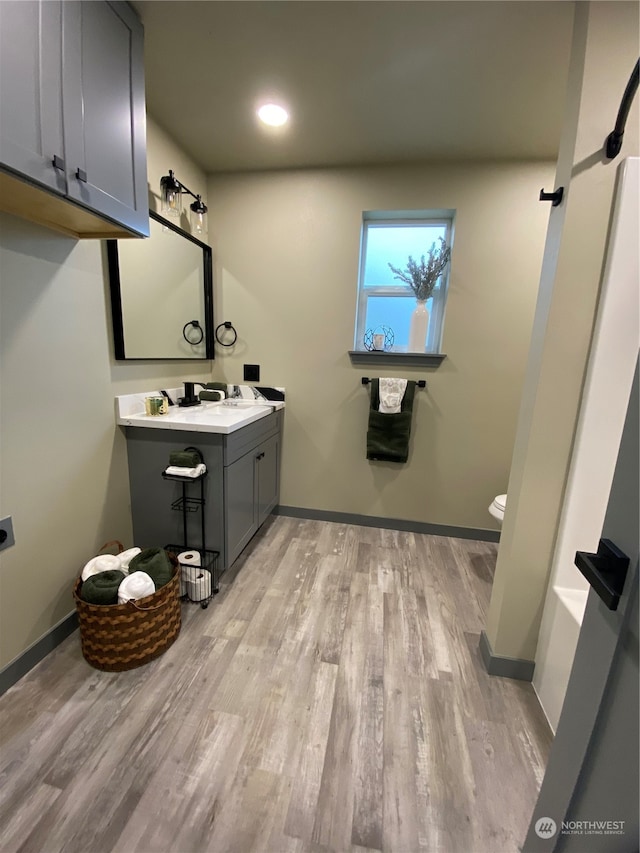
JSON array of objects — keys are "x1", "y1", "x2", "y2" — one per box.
[
  {"x1": 199, "y1": 390, "x2": 223, "y2": 401},
  {"x1": 80, "y1": 570, "x2": 126, "y2": 605},
  {"x1": 128, "y1": 548, "x2": 173, "y2": 589},
  {"x1": 169, "y1": 450, "x2": 201, "y2": 468},
  {"x1": 203, "y1": 382, "x2": 227, "y2": 397},
  {"x1": 366, "y1": 379, "x2": 416, "y2": 463}
]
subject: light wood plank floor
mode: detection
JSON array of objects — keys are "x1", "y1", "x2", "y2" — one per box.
[{"x1": 0, "y1": 517, "x2": 552, "y2": 853}]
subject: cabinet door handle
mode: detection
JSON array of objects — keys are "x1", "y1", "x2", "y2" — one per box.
[
  {"x1": 256, "y1": 452, "x2": 265, "y2": 460},
  {"x1": 76, "y1": 168, "x2": 87, "y2": 183},
  {"x1": 52, "y1": 155, "x2": 65, "y2": 171}
]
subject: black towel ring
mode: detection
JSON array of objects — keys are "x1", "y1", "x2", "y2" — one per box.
[
  {"x1": 215, "y1": 321, "x2": 238, "y2": 347},
  {"x1": 182, "y1": 320, "x2": 204, "y2": 345}
]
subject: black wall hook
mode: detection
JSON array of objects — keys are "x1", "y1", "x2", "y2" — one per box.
[{"x1": 539, "y1": 187, "x2": 564, "y2": 207}]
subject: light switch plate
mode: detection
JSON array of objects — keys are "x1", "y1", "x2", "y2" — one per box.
[{"x1": 0, "y1": 516, "x2": 15, "y2": 551}]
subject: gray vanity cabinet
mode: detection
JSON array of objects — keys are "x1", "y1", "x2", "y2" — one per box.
[
  {"x1": 225, "y1": 431, "x2": 280, "y2": 566},
  {"x1": 0, "y1": 0, "x2": 148, "y2": 238},
  {"x1": 125, "y1": 410, "x2": 282, "y2": 572}
]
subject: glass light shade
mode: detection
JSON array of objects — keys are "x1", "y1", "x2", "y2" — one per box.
[
  {"x1": 160, "y1": 171, "x2": 182, "y2": 218},
  {"x1": 190, "y1": 196, "x2": 207, "y2": 235}
]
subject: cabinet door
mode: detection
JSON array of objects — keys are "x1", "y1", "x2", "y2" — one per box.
[
  {"x1": 225, "y1": 450, "x2": 258, "y2": 567},
  {"x1": 0, "y1": 0, "x2": 66, "y2": 194},
  {"x1": 62, "y1": 1, "x2": 149, "y2": 236},
  {"x1": 256, "y1": 434, "x2": 279, "y2": 528}
]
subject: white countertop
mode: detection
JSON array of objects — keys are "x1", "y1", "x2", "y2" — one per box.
[{"x1": 116, "y1": 387, "x2": 285, "y2": 435}]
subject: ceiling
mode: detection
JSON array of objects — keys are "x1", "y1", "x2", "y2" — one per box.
[{"x1": 135, "y1": 1, "x2": 575, "y2": 174}]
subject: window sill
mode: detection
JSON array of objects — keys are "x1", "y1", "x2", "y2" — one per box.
[{"x1": 348, "y1": 350, "x2": 447, "y2": 367}]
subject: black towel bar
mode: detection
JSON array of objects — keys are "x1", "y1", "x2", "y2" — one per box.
[{"x1": 362, "y1": 377, "x2": 426, "y2": 388}]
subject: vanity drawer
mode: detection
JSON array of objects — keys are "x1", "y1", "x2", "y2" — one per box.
[{"x1": 223, "y1": 411, "x2": 281, "y2": 466}]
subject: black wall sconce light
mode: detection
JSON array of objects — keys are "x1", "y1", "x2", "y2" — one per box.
[{"x1": 160, "y1": 169, "x2": 208, "y2": 235}]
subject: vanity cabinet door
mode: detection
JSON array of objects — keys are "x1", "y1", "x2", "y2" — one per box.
[
  {"x1": 0, "y1": 0, "x2": 66, "y2": 195},
  {"x1": 62, "y1": 1, "x2": 148, "y2": 236},
  {"x1": 256, "y1": 434, "x2": 279, "y2": 528},
  {"x1": 0, "y1": 0, "x2": 148, "y2": 238},
  {"x1": 225, "y1": 450, "x2": 258, "y2": 567}
]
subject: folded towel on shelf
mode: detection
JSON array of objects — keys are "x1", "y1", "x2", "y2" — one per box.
[
  {"x1": 81, "y1": 553, "x2": 121, "y2": 582},
  {"x1": 128, "y1": 548, "x2": 174, "y2": 589},
  {"x1": 117, "y1": 571, "x2": 155, "y2": 604},
  {"x1": 366, "y1": 378, "x2": 417, "y2": 463},
  {"x1": 117, "y1": 547, "x2": 142, "y2": 572},
  {"x1": 378, "y1": 378, "x2": 408, "y2": 414},
  {"x1": 169, "y1": 449, "x2": 202, "y2": 468},
  {"x1": 164, "y1": 463, "x2": 207, "y2": 478},
  {"x1": 80, "y1": 570, "x2": 126, "y2": 605}
]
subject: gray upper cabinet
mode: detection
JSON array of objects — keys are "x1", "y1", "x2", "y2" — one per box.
[
  {"x1": 0, "y1": 0, "x2": 149, "y2": 239},
  {"x1": 0, "y1": 1, "x2": 66, "y2": 196}
]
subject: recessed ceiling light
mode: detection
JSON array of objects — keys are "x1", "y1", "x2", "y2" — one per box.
[{"x1": 257, "y1": 103, "x2": 289, "y2": 127}]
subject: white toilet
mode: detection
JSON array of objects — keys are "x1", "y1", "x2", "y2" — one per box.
[{"x1": 489, "y1": 493, "x2": 507, "y2": 526}]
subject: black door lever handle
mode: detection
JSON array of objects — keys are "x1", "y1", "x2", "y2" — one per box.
[
  {"x1": 539, "y1": 187, "x2": 564, "y2": 206},
  {"x1": 574, "y1": 538, "x2": 630, "y2": 610}
]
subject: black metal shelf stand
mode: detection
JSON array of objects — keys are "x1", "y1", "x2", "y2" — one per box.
[{"x1": 162, "y1": 466, "x2": 220, "y2": 609}]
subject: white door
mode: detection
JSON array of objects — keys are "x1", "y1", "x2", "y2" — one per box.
[{"x1": 523, "y1": 359, "x2": 639, "y2": 852}]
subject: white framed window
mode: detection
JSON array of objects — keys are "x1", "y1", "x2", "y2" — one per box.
[{"x1": 354, "y1": 210, "x2": 455, "y2": 353}]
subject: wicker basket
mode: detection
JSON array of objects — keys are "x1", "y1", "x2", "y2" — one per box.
[{"x1": 73, "y1": 544, "x2": 181, "y2": 672}]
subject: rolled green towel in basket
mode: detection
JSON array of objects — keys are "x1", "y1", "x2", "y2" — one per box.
[
  {"x1": 169, "y1": 449, "x2": 202, "y2": 468},
  {"x1": 128, "y1": 548, "x2": 173, "y2": 589},
  {"x1": 80, "y1": 570, "x2": 126, "y2": 605}
]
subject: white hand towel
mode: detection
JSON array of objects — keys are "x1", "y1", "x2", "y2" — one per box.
[
  {"x1": 117, "y1": 571, "x2": 155, "y2": 604},
  {"x1": 81, "y1": 553, "x2": 121, "y2": 582},
  {"x1": 378, "y1": 378, "x2": 408, "y2": 414},
  {"x1": 118, "y1": 547, "x2": 142, "y2": 573},
  {"x1": 164, "y1": 463, "x2": 207, "y2": 478}
]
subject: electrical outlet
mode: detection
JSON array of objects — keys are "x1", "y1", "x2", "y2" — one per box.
[
  {"x1": 244, "y1": 364, "x2": 260, "y2": 382},
  {"x1": 0, "y1": 516, "x2": 15, "y2": 551}
]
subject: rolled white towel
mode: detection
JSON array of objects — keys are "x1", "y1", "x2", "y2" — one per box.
[
  {"x1": 118, "y1": 571, "x2": 156, "y2": 604},
  {"x1": 118, "y1": 547, "x2": 142, "y2": 573},
  {"x1": 164, "y1": 463, "x2": 207, "y2": 478},
  {"x1": 81, "y1": 553, "x2": 121, "y2": 582}
]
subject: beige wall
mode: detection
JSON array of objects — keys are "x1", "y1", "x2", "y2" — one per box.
[
  {"x1": 0, "y1": 117, "x2": 211, "y2": 669},
  {"x1": 207, "y1": 161, "x2": 554, "y2": 527},
  {"x1": 485, "y1": 1, "x2": 640, "y2": 662}
]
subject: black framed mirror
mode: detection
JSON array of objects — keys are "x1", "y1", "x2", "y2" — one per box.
[{"x1": 107, "y1": 210, "x2": 214, "y2": 360}]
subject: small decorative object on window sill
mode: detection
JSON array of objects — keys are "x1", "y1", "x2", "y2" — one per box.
[
  {"x1": 364, "y1": 325, "x2": 394, "y2": 352},
  {"x1": 389, "y1": 237, "x2": 451, "y2": 353}
]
